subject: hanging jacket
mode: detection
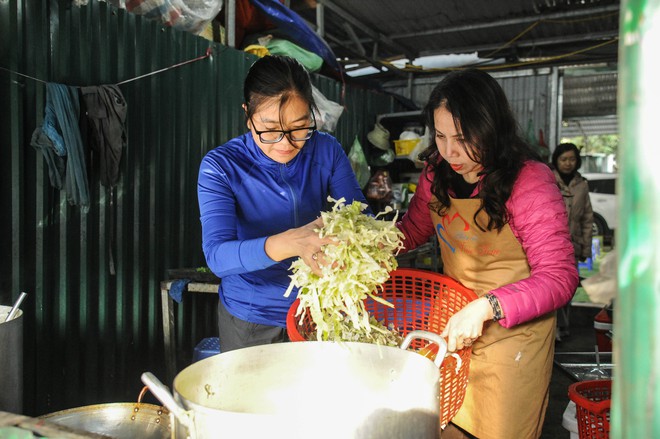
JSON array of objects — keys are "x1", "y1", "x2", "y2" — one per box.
[
  {"x1": 198, "y1": 131, "x2": 367, "y2": 327},
  {"x1": 80, "y1": 84, "x2": 128, "y2": 187}
]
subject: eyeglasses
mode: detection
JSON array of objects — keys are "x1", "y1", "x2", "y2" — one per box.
[{"x1": 249, "y1": 112, "x2": 317, "y2": 145}]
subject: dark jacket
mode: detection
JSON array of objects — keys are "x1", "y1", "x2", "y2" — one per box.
[{"x1": 554, "y1": 170, "x2": 594, "y2": 261}]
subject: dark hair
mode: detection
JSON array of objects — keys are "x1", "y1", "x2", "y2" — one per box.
[
  {"x1": 551, "y1": 142, "x2": 582, "y2": 170},
  {"x1": 422, "y1": 69, "x2": 541, "y2": 231},
  {"x1": 243, "y1": 55, "x2": 317, "y2": 118}
]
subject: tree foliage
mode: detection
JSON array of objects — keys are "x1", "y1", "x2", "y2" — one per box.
[{"x1": 560, "y1": 134, "x2": 619, "y2": 155}]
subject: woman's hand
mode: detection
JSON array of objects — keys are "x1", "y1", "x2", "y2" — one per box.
[
  {"x1": 440, "y1": 297, "x2": 494, "y2": 352},
  {"x1": 264, "y1": 217, "x2": 336, "y2": 276}
]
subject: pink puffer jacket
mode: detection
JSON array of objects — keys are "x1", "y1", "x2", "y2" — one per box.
[{"x1": 397, "y1": 160, "x2": 578, "y2": 328}]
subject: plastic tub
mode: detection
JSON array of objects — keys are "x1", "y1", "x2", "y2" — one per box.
[
  {"x1": 394, "y1": 139, "x2": 420, "y2": 156},
  {"x1": 594, "y1": 306, "x2": 613, "y2": 352}
]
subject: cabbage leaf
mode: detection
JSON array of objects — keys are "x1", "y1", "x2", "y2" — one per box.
[{"x1": 285, "y1": 197, "x2": 405, "y2": 346}]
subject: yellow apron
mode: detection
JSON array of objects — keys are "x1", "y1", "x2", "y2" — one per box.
[{"x1": 432, "y1": 196, "x2": 555, "y2": 439}]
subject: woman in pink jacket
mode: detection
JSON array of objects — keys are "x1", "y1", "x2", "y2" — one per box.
[{"x1": 397, "y1": 69, "x2": 578, "y2": 439}]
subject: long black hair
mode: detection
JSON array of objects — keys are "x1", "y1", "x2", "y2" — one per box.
[
  {"x1": 422, "y1": 69, "x2": 541, "y2": 231},
  {"x1": 243, "y1": 55, "x2": 317, "y2": 118}
]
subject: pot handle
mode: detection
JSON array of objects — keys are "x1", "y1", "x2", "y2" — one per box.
[
  {"x1": 400, "y1": 330, "x2": 448, "y2": 368},
  {"x1": 141, "y1": 372, "x2": 194, "y2": 430}
]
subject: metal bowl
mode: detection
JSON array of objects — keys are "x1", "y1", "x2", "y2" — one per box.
[{"x1": 40, "y1": 402, "x2": 170, "y2": 439}]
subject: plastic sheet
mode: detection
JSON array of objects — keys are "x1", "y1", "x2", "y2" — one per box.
[
  {"x1": 124, "y1": 0, "x2": 224, "y2": 34},
  {"x1": 249, "y1": 0, "x2": 340, "y2": 71},
  {"x1": 312, "y1": 86, "x2": 343, "y2": 132},
  {"x1": 347, "y1": 136, "x2": 370, "y2": 189},
  {"x1": 581, "y1": 252, "x2": 617, "y2": 305}
]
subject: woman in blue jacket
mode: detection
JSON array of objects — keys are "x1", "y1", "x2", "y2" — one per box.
[{"x1": 197, "y1": 55, "x2": 367, "y2": 352}]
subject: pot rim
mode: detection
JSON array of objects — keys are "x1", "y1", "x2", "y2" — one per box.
[{"x1": 40, "y1": 402, "x2": 169, "y2": 419}]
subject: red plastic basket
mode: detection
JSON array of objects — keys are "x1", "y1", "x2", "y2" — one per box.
[
  {"x1": 286, "y1": 267, "x2": 478, "y2": 428},
  {"x1": 568, "y1": 380, "x2": 611, "y2": 439}
]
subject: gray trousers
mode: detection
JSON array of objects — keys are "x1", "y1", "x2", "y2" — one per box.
[{"x1": 217, "y1": 299, "x2": 289, "y2": 353}]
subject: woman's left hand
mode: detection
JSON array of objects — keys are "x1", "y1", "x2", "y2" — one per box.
[
  {"x1": 264, "y1": 217, "x2": 335, "y2": 276},
  {"x1": 440, "y1": 297, "x2": 494, "y2": 352}
]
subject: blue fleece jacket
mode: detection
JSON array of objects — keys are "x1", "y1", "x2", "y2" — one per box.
[{"x1": 198, "y1": 131, "x2": 367, "y2": 327}]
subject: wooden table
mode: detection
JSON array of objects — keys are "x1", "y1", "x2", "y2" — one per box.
[{"x1": 160, "y1": 280, "x2": 219, "y2": 384}]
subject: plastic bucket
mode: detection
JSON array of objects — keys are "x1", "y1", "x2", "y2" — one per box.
[
  {"x1": 594, "y1": 306, "x2": 613, "y2": 352},
  {"x1": 0, "y1": 305, "x2": 24, "y2": 413}
]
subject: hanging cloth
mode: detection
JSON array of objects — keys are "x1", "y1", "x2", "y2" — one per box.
[
  {"x1": 31, "y1": 83, "x2": 90, "y2": 209},
  {"x1": 30, "y1": 126, "x2": 66, "y2": 190},
  {"x1": 80, "y1": 84, "x2": 128, "y2": 188},
  {"x1": 79, "y1": 84, "x2": 128, "y2": 276}
]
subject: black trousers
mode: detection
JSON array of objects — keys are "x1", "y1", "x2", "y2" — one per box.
[{"x1": 217, "y1": 299, "x2": 289, "y2": 352}]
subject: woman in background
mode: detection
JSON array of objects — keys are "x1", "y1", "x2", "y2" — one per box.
[
  {"x1": 197, "y1": 55, "x2": 366, "y2": 352},
  {"x1": 551, "y1": 142, "x2": 594, "y2": 341},
  {"x1": 397, "y1": 69, "x2": 578, "y2": 439}
]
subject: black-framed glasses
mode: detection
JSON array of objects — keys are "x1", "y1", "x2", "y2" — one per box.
[{"x1": 249, "y1": 111, "x2": 317, "y2": 145}]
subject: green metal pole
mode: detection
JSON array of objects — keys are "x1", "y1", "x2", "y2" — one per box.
[{"x1": 613, "y1": 1, "x2": 660, "y2": 437}]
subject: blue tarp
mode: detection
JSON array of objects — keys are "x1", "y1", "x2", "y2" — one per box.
[{"x1": 249, "y1": 0, "x2": 340, "y2": 72}]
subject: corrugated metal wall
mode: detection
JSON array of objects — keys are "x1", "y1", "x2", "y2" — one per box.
[
  {"x1": 0, "y1": 0, "x2": 405, "y2": 415},
  {"x1": 381, "y1": 69, "x2": 559, "y2": 153}
]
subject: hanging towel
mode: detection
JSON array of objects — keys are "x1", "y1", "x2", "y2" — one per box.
[
  {"x1": 30, "y1": 126, "x2": 66, "y2": 189},
  {"x1": 80, "y1": 84, "x2": 128, "y2": 187},
  {"x1": 169, "y1": 278, "x2": 191, "y2": 304},
  {"x1": 31, "y1": 83, "x2": 90, "y2": 209}
]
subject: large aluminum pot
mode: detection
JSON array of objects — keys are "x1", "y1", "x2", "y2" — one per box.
[
  {"x1": 40, "y1": 402, "x2": 171, "y2": 438},
  {"x1": 143, "y1": 330, "x2": 447, "y2": 439}
]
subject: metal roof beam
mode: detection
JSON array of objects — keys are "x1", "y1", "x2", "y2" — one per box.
[
  {"x1": 318, "y1": 0, "x2": 416, "y2": 59},
  {"x1": 392, "y1": 4, "x2": 620, "y2": 40},
  {"x1": 342, "y1": 22, "x2": 366, "y2": 56},
  {"x1": 416, "y1": 30, "x2": 619, "y2": 58},
  {"x1": 324, "y1": 33, "x2": 409, "y2": 77}
]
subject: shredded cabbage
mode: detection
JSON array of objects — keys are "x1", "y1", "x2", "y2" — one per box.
[{"x1": 284, "y1": 197, "x2": 405, "y2": 346}]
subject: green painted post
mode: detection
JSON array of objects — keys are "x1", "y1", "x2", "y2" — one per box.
[{"x1": 613, "y1": 1, "x2": 660, "y2": 437}]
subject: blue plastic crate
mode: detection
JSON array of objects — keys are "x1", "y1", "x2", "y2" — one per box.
[{"x1": 193, "y1": 337, "x2": 221, "y2": 362}]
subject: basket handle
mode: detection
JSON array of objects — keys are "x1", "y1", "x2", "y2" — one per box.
[{"x1": 400, "y1": 330, "x2": 448, "y2": 368}]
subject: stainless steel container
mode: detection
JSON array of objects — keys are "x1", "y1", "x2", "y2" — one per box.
[
  {"x1": 144, "y1": 330, "x2": 447, "y2": 439},
  {"x1": 0, "y1": 305, "x2": 23, "y2": 413}
]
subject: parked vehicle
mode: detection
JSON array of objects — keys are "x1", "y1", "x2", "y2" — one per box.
[
  {"x1": 583, "y1": 173, "x2": 617, "y2": 245},
  {"x1": 580, "y1": 153, "x2": 617, "y2": 173}
]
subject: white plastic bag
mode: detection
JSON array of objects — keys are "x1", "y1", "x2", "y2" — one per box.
[
  {"x1": 347, "y1": 136, "x2": 370, "y2": 189},
  {"x1": 408, "y1": 126, "x2": 430, "y2": 167},
  {"x1": 312, "y1": 86, "x2": 344, "y2": 132},
  {"x1": 124, "y1": 0, "x2": 223, "y2": 34},
  {"x1": 581, "y1": 252, "x2": 617, "y2": 305}
]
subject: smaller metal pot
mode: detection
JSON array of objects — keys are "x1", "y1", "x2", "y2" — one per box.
[{"x1": 40, "y1": 402, "x2": 171, "y2": 439}]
